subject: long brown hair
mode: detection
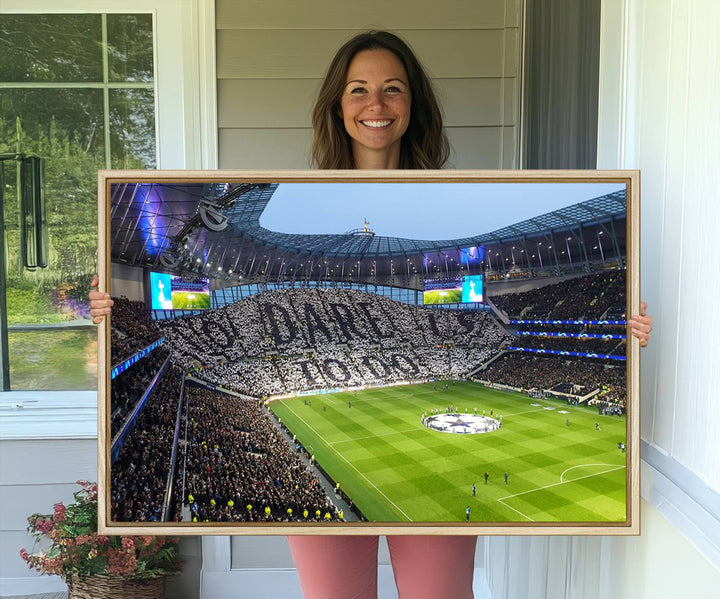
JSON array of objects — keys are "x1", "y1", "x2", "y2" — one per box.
[{"x1": 311, "y1": 31, "x2": 449, "y2": 170}]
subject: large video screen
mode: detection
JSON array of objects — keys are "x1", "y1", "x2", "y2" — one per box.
[
  {"x1": 423, "y1": 275, "x2": 484, "y2": 305},
  {"x1": 422, "y1": 278, "x2": 462, "y2": 305},
  {"x1": 149, "y1": 272, "x2": 210, "y2": 310},
  {"x1": 461, "y1": 274, "x2": 484, "y2": 303}
]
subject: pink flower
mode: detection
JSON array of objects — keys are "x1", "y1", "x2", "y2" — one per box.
[
  {"x1": 107, "y1": 548, "x2": 137, "y2": 576},
  {"x1": 19, "y1": 548, "x2": 29, "y2": 562},
  {"x1": 53, "y1": 502, "x2": 66, "y2": 522},
  {"x1": 34, "y1": 518, "x2": 54, "y2": 534},
  {"x1": 43, "y1": 557, "x2": 64, "y2": 575},
  {"x1": 121, "y1": 537, "x2": 135, "y2": 549}
]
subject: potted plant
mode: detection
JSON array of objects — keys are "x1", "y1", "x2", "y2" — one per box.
[{"x1": 20, "y1": 481, "x2": 182, "y2": 599}]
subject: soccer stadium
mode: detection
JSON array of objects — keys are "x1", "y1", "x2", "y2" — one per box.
[{"x1": 107, "y1": 179, "x2": 630, "y2": 526}]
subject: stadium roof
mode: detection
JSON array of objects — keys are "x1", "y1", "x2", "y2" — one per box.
[{"x1": 110, "y1": 182, "x2": 626, "y2": 286}]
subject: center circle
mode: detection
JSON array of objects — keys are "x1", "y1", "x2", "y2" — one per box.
[{"x1": 422, "y1": 413, "x2": 501, "y2": 435}]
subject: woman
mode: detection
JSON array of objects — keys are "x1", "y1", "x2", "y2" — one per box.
[
  {"x1": 90, "y1": 30, "x2": 653, "y2": 599},
  {"x1": 292, "y1": 31, "x2": 479, "y2": 599}
]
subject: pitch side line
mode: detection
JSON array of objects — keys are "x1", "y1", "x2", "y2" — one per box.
[
  {"x1": 281, "y1": 402, "x2": 413, "y2": 522},
  {"x1": 496, "y1": 464, "x2": 626, "y2": 521}
]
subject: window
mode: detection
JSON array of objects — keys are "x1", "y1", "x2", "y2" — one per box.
[{"x1": 0, "y1": 13, "x2": 156, "y2": 390}]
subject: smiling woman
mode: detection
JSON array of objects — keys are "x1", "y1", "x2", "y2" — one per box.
[
  {"x1": 340, "y1": 48, "x2": 412, "y2": 169},
  {"x1": 311, "y1": 30, "x2": 448, "y2": 170}
]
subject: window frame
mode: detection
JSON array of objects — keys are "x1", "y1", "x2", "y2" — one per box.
[{"x1": 0, "y1": 0, "x2": 216, "y2": 424}]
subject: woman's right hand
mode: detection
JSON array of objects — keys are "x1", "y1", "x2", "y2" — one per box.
[{"x1": 89, "y1": 274, "x2": 113, "y2": 324}]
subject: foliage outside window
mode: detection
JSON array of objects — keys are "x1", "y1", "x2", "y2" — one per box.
[{"x1": 0, "y1": 14, "x2": 156, "y2": 390}]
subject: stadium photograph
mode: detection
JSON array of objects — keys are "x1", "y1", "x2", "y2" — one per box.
[{"x1": 101, "y1": 172, "x2": 637, "y2": 533}]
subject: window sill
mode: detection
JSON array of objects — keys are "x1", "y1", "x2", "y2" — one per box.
[
  {"x1": 641, "y1": 440, "x2": 720, "y2": 567},
  {"x1": 0, "y1": 391, "x2": 97, "y2": 440}
]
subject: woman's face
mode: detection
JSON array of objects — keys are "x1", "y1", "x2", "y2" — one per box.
[{"x1": 340, "y1": 48, "x2": 411, "y2": 168}]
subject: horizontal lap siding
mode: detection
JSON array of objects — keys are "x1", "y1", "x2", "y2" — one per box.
[
  {"x1": 216, "y1": 0, "x2": 517, "y2": 30},
  {"x1": 216, "y1": 0, "x2": 521, "y2": 170},
  {"x1": 0, "y1": 439, "x2": 96, "y2": 579}
]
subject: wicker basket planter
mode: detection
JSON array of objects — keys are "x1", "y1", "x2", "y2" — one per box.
[{"x1": 67, "y1": 575, "x2": 165, "y2": 599}]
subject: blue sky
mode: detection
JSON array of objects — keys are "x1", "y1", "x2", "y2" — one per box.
[{"x1": 260, "y1": 182, "x2": 625, "y2": 240}]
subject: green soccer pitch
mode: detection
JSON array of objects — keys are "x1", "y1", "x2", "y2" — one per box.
[{"x1": 269, "y1": 381, "x2": 627, "y2": 523}]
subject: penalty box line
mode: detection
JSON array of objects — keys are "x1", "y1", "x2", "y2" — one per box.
[
  {"x1": 496, "y1": 464, "x2": 627, "y2": 522},
  {"x1": 281, "y1": 401, "x2": 413, "y2": 522}
]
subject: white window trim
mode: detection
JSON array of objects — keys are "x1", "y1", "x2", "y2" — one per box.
[
  {"x1": 0, "y1": 0, "x2": 217, "y2": 169},
  {"x1": 0, "y1": 1, "x2": 217, "y2": 428},
  {"x1": 597, "y1": 0, "x2": 720, "y2": 569},
  {"x1": 0, "y1": 7, "x2": 216, "y2": 588}
]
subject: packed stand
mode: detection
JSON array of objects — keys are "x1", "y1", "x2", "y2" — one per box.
[
  {"x1": 479, "y1": 354, "x2": 626, "y2": 408},
  {"x1": 110, "y1": 364, "x2": 184, "y2": 522},
  {"x1": 489, "y1": 271, "x2": 626, "y2": 320},
  {"x1": 157, "y1": 288, "x2": 512, "y2": 397},
  {"x1": 111, "y1": 346, "x2": 171, "y2": 437},
  {"x1": 178, "y1": 386, "x2": 340, "y2": 523},
  {"x1": 110, "y1": 296, "x2": 163, "y2": 365}
]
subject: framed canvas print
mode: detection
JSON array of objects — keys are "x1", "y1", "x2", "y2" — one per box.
[{"x1": 97, "y1": 170, "x2": 640, "y2": 536}]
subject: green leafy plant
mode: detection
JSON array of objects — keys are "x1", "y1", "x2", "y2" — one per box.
[{"x1": 20, "y1": 481, "x2": 182, "y2": 583}]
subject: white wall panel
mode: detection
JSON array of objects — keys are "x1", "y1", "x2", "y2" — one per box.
[
  {"x1": 671, "y1": 1, "x2": 720, "y2": 485},
  {"x1": 0, "y1": 439, "x2": 96, "y2": 580},
  {"x1": 218, "y1": 79, "x2": 319, "y2": 128},
  {"x1": 0, "y1": 440, "x2": 96, "y2": 485},
  {"x1": 635, "y1": 0, "x2": 676, "y2": 454},
  {"x1": 610, "y1": 0, "x2": 720, "y2": 488},
  {"x1": 229, "y1": 536, "x2": 297, "y2": 569}
]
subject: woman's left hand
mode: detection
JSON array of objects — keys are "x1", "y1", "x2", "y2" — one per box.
[{"x1": 627, "y1": 301, "x2": 652, "y2": 348}]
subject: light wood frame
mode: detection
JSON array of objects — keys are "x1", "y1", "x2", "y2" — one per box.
[{"x1": 98, "y1": 169, "x2": 640, "y2": 536}]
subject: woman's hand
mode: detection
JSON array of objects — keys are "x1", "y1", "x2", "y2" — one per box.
[
  {"x1": 89, "y1": 274, "x2": 113, "y2": 324},
  {"x1": 627, "y1": 301, "x2": 652, "y2": 348}
]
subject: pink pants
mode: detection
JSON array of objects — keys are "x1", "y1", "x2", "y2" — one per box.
[{"x1": 288, "y1": 535, "x2": 476, "y2": 599}]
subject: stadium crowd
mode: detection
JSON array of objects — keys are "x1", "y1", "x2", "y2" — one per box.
[
  {"x1": 107, "y1": 271, "x2": 629, "y2": 524},
  {"x1": 111, "y1": 347, "x2": 171, "y2": 437},
  {"x1": 490, "y1": 271, "x2": 626, "y2": 320},
  {"x1": 110, "y1": 296, "x2": 163, "y2": 364},
  {"x1": 111, "y1": 363, "x2": 184, "y2": 522},
  {"x1": 508, "y1": 335, "x2": 626, "y2": 356},
  {"x1": 157, "y1": 288, "x2": 511, "y2": 397},
  {"x1": 479, "y1": 353, "x2": 626, "y2": 406},
  {"x1": 179, "y1": 386, "x2": 340, "y2": 523}
]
